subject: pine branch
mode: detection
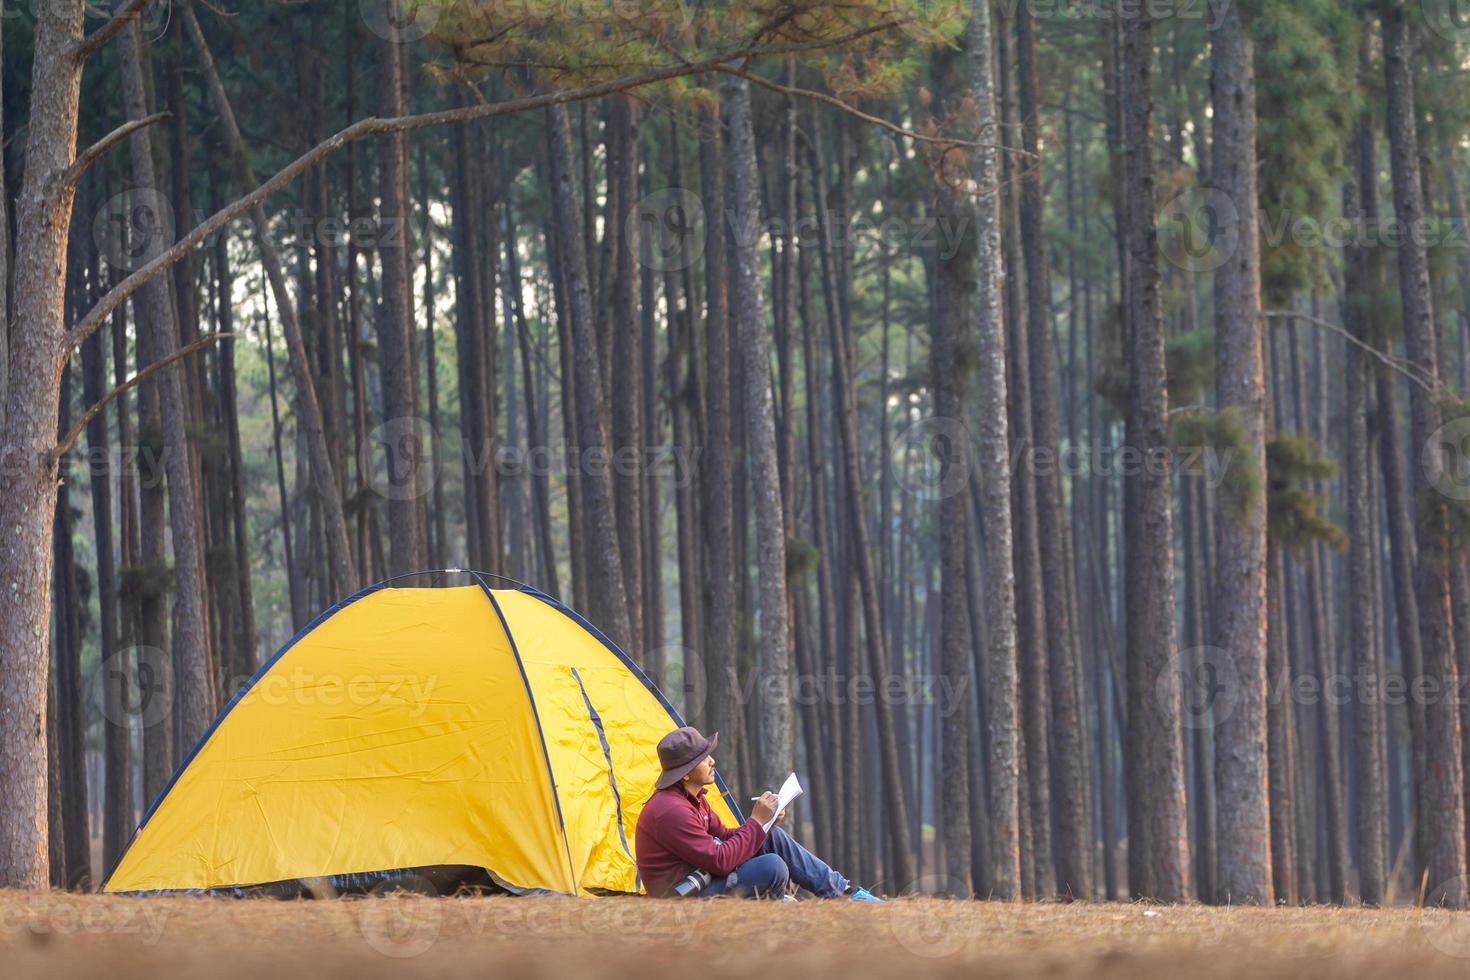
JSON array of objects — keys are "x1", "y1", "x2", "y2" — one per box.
[
  {"x1": 1260, "y1": 310, "x2": 1438, "y2": 393},
  {"x1": 63, "y1": 112, "x2": 169, "y2": 189},
  {"x1": 73, "y1": 0, "x2": 152, "y2": 63},
  {"x1": 52, "y1": 333, "x2": 234, "y2": 463}
]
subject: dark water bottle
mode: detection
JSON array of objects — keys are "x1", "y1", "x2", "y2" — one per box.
[{"x1": 672, "y1": 869, "x2": 712, "y2": 897}]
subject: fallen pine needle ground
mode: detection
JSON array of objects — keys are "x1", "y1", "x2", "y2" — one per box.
[{"x1": 4, "y1": 890, "x2": 1470, "y2": 979}]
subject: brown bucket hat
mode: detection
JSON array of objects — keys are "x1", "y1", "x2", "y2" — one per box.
[{"x1": 654, "y1": 726, "x2": 719, "y2": 790}]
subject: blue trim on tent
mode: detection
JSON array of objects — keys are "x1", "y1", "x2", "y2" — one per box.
[
  {"x1": 98, "y1": 577, "x2": 395, "y2": 891},
  {"x1": 570, "y1": 666, "x2": 640, "y2": 891},
  {"x1": 473, "y1": 573, "x2": 581, "y2": 895},
  {"x1": 516, "y1": 585, "x2": 746, "y2": 825}
]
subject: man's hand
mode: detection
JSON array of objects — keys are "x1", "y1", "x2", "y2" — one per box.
[{"x1": 751, "y1": 791, "x2": 779, "y2": 826}]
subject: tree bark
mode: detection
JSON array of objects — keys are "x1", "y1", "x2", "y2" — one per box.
[
  {"x1": 931, "y1": 45, "x2": 975, "y2": 897},
  {"x1": 1345, "y1": 46, "x2": 1386, "y2": 902},
  {"x1": 723, "y1": 75, "x2": 793, "y2": 789},
  {"x1": 697, "y1": 80, "x2": 743, "y2": 784},
  {"x1": 1381, "y1": 3, "x2": 1468, "y2": 907},
  {"x1": 119, "y1": 3, "x2": 215, "y2": 752},
  {"x1": 375, "y1": 5, "x2": 427, "y2": 576},
  {"x1": 0, "y1": 0, "x2": 87, "y2": 888},
  {"x1": 1122, "y1": 1, "x2": 1190, "y2": 902},
  {"x1": 1209, "y1": 0, "x2": 1273, "y2": 906},
  {"x1": 1015, "y1": 2, "x2": 1090, "y2": 900},
  {"x1": 968, "y1": 0, "x2": 1022, "y2": 900},
  {"x1": 545, "y1": 103, "x2": 633, "y2": 651},
  {"x1": 83, "y1": 279, "x2": 130, "y2": 873},
  {"x1": 609, "y1": 97, "x2": 645, "y2": 651}
]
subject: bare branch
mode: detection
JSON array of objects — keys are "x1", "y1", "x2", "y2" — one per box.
[
  {"x1": 73, "y1": 0, "x2": 152, "y2": 63},
  {"x1": 1261, "y1": 310, "x2": 1438, "y2": 393},
  {"x1": 63, "y1": 112, "x2": 169, "y2": 189},
  {"x1": 717, "y1": 64, "x2": 1013, "y2": 152},
  {"x1": 65, "y1": 23, "x2": 900, "y2": 356},
  {"x1": 52, "y1": 333, "x2": 234, "y2": 463}
]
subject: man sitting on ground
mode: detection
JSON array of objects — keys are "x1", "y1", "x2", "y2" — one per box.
[{"x1": 634, "y1": 726, "x2": 882, "y2": 901}]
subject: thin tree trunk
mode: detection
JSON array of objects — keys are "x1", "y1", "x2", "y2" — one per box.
[
  {"x1": 374, "y1": 4, "x2": 427, "y2": 576},
  {"x1": 969, "y1": 0, "x2": 1021, "y2": 899},
  {"x1": 1382, "y1": 4, "x2": 1468, "y2": 907},
  {"x1": 83, "y1": 276, "x2": 129, "y2": 874},
  {"x1": 53, "y1": 360, "x2": 88, "y2": 887},
  {"x1": 609, "y1": 97, "x2": 645, "y2": 651},
  {"x1": 545, "y1": 103, "x2": 633, "y2": 651},
  {"x1": 723, "y1": 75, "x2": 793, "y2": 789},
  {"x1": 1210, "y1": 0, "x2": 1273, "y2": 906},
  {"x1": 1015, "y1": 3, "x2": 1090, "y2": 899},
  {"x1": 1122, "y1": 1, "x2": 1190, "y2": 902},
  {"x1": 931, "y1": 46, "x2": 975, "y2": 897},
  {"x1": 119, "y1": 3, "x2": 215, "y2": 749},
  {"x1": 697, "y1": 80, "x2": 743, "y2": 785},
  {"x1": 1346, "y1": 50, "x2": 1386, "y2": 901}
]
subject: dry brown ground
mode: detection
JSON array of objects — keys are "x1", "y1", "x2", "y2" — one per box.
[{"x1": 5, "y1": 890, "x2": 1470, "y2": 980}]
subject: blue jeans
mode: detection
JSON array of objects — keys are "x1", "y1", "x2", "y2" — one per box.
[{"x1": 702, "y1": 826, "x2": 850, "y2": 899}]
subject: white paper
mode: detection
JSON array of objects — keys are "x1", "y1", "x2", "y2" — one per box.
[{"x1": 755, "y1": 772, "x2": 803, "y2": 831}]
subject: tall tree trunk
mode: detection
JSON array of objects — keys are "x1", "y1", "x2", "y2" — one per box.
[
  {"x1": 1381, "y1": 4, "x2": 1468, "y2": 907},
  {"x1": 419, "y1": 142, "x2": 447, "y2": 569},
  {"x1": 1015, "y1": 2, "x2": 1090, "y2": 900},
  {"x1": 1346, "y1": 44, "x2": 1386, "y2": 902},
  {"x1": 374, "y1": 4, "x2": 427, "y2": 576},
  {"x1": 609, "y1": 97, "x2": 645, "y2": 651},
  {"x1": 83, "y1": 282, "x2": 129, "y2": 873},
  {"x1": 545, "y1": 103, "x2": 633, "y2": 651},
  {"x1": 697, "y1": 80, "x2": 743, "y2": 785},
  {"x1": 0, "y1": 3, "x2": 8, "y2": 420},
  {"x1": 930, "y1": 46, "x2": 975, "y2": 897},
  {"x1": 969, "y1": 0, "x2": 1022, "y2": 900},
  {"x1": 53, "y1": 360, "x2": 88, "y2": 888},
  {"x1": 1209, "y1": 0, "x2": 1273, "y2": 906},
  {"x1": 119, "y1": 3, "x2": 215, "y2": 750},
  {"x1": 0, "y1": 0, "x2": 86, "y2": 888},
  {"x1": 723, "y1": 75, "x2": 793, "y2": 789},
  {"x1": 212, "y1": 205, "x2": 257, "y2": 671},
  {"x1": 1122, "y1": 1, "x2": 1190, "y2": 902},
  {"x1": 452, "y1": 96, "x2": 494, "y2": 574}
]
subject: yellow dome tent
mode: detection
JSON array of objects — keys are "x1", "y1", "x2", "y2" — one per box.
[{"x1": 101, "y1": 572, "x2": 743, "y2": 897}]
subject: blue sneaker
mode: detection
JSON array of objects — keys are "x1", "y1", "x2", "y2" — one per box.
[{"x1": 846, "y1": 885, "x2": 884, "y2": 903}]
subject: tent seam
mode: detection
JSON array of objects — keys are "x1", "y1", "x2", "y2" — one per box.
[{"x1": 474, "y1": 574, "x2": 581, "y2": 897}]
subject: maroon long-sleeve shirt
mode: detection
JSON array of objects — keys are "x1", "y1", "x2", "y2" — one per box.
[{"x1": 634, "y1": 784, "x2": 767, "y2": 896}]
